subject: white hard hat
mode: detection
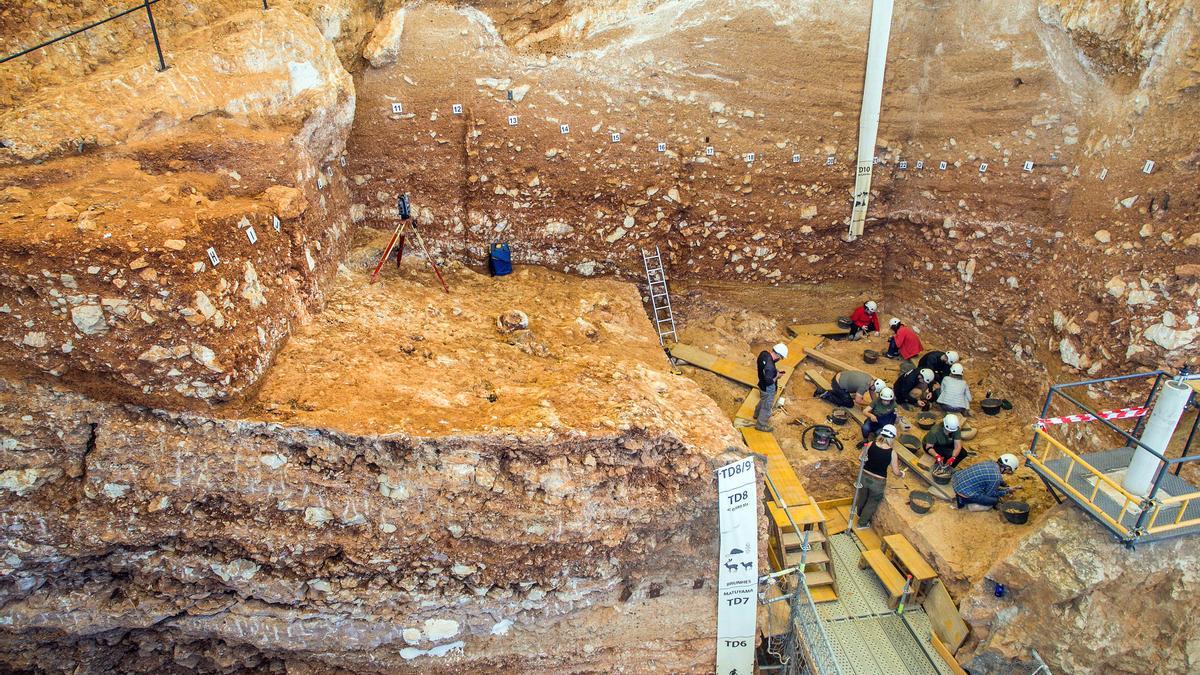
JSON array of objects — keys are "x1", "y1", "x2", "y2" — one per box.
[
  {"x1": 873, "y1": 378, "x2": 886, "y2": 393},
  {"x1": 999, "y1": 454, "x2": 1020, "y2": 471},
  {"x1": 880, "y1": 387, "x2": 895, "y2": 402},
  {"x1": 865, "y1": 301, "x2": 877, "y2": 313},
  {"x1": 943, "y1": 414, "x2": 960, "y2": 432},
  {"x1": 919, "y1": 368, "x2": 935, "y2": 383},
  {"x1": 946, "y1": 351, "x2": 960, "y2": 364},
  {"x1": 888, "y1": 318, "x2": 901, "y2": 329},
  {"x1": 950, "y1": 363, "x2": 964, "y2": 376},
  {"x1": 878, "y1": 424, "x2": 898, "y2": 439},
  {"x1": 773, "y1": 343, "x2": 789, "y2": 359}
]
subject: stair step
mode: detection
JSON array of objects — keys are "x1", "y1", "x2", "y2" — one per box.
[
  {"x1": 781, "y1": 530, "x2": 826, "y2": 549},
  {"x1": 861, "y1": 549, "x2": 907, "y2": 599},
  {"x1": 785, "y1": 549, "x2": 830, "y2": 567},
  {"x1": 808, "y1": 585, "x2": 839, "y2": 603},
  {"x1": 804, "y1": 570, "x2": 834, "y2": 587}
]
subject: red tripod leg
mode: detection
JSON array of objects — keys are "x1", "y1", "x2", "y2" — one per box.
[{"x1": 396, "y1": 235, "x2": 406, "y2": 267}]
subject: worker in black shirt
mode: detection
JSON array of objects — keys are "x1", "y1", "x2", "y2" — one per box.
[
  {"x1": 917, "y1": 350, "x2": 959, "y2": 385},
  {"x1": 853, "y1": 424, "x2": 902, "y2": 528},
  {"x1": 894, "y1": 367, "x2": 935, "y2": 410},
  {"x1": 752, "y1": 343, "x2": 789, "y2": 432}
]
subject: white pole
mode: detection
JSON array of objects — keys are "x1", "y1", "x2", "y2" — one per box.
[
  {"x1": 1123, "y1": 380, "x2": 1191, "y2": 496},
  {"x1": 847, "y1": 0, "x2": 896, "y2": 241}
]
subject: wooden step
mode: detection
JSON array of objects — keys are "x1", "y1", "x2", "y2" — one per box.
[
  {"x1": 852, "y1": 524, "x2": 882, "y2": 551},
  {"x1": 860, "y1": 549, "x2": 907, "y2": 599},
  {"x1": 781, "y1": 530, "x2": 827, "y2": 549},
  {"x1": 824, "y1": 505, "x2": 848, "y2": 535},
  {"x1": 804, "y1": 570, "x2": 834, "y2": 587},
  {"x1": 785, "y1": 549, "x2": 830, "y2": 567},
  {"x1": 767, "y1": 501, "x2": 824, "y2": 531},
  {"x1": 809, "y1": 585, "x2": 839, "y2": 603},
  {"x1": 883, "y1": 534, "x2": 937, "y2": 582}
]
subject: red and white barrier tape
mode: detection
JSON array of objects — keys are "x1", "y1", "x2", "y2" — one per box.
[{"x1": 1036, "y1": 406, "x2": 1148, "y2": 429}]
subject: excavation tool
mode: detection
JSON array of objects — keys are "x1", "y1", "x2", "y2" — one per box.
[{"x1": 370, "y1": 194, "x2": 450, "y2": 292}]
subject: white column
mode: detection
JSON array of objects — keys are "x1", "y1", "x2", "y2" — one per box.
[
  {"x1": 1123, "y1": 380, "x2": 1192, "y2": 496},
  {"x1": 847, "y1": 0, "x2": 896, "y2": 241}
]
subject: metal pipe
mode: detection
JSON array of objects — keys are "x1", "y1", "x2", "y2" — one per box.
[
  {"x1": 143, "y1": 0, "x2": 167, "y2": 71},
  {"x1": 1124, "y1": 380, "x2": 1192, "y2": 496},
  {"x1": 846, "y1": 0, "x2": 895, "y2": 241},
  {"x1": 0, "y1": 1, "x2": 162, "y2": 65},
  {"x1": 1050, "y1": 370, "x2": 1166, "y2": 390}
]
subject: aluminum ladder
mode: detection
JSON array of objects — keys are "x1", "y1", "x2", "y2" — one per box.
[{"x1": 641, "y1": 246, "x2": 677, "y2": 346}]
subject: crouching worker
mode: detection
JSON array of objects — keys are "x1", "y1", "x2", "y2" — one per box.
[
  {"x1": 854, "y1": 424, "x2": 903, "y2": 528},
  {"x1": 936, "y1": 363, "x2": 972, "y2": 413},
  {"x1": 821, "y1": 370, "x2": 885, "y2": 408},
  {"x1": 884, "y1": 318, "x2": 923, "y2": 362},
  {"x1": 752, "y1": 343, "x2": 788, "y2": 432},
  {"x1": 953, "y1": 454, "x2": 1020, "y2": 511},
  {"x1": 848, "y1": 300, "x2": 880, "y2": 340},
  {"x1": 894, "y1": 367, "x2": 935, "y2": 410},
  {"x1": 862, "y1": 387, "x2": 897, "y2": 440},
  {"x1": 924, "y1": 413, "x2": 965, "y2": 468}
]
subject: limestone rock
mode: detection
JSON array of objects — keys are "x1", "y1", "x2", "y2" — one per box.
[
  {"x1": 70, "y1": 305, "x2": 107, "y2": 335},
  {"x1": 363, "y1": 8, "x2": 407, "y2": 68},
  {"x1": 497, "y1": 310, "x2": 529, "y2": 333},
  {"x1": 263, "y1": 185, "x2": 309, "y2": 220}
]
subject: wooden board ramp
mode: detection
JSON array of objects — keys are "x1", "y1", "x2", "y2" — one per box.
[
  {"x1": 931, "y1": 631, "x2": 969, "y2": 675},
  {"x1": 804, "y1": 347, "x2": 876, "y2": 376},
  {"x1": 667, "y1": 343, "x2": 757, "y2": 387},
  {"x1": 923, "y1": 580, "x2": 970, "y2": 652},
  {"x1": 788, "y1": 322, "x2": 849, "y2": 337},
  {"x1": 893, "y1": 443, "x2": 955, "y2": 500}
]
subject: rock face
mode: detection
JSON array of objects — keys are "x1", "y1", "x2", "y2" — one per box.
[
  {"x1": 0, "y1": 263, "x2": 743, "y2": 672},
  {"x1": 959, "y1": 506, "x2": 1200, "y2": 674}
]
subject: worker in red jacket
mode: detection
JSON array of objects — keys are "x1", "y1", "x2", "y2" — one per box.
[
  {"x1": 885, "y1": 318, "x2": 923, "y2": 362},
  {"x1": 848, "y1": 300, "x2": 880, "y2": 341}
]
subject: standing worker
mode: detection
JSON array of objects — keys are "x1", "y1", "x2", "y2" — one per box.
[
  {"x1": 753, "y1": 343, "x2": 789, "y2": 432},
  {"x1": 936, "y1": 363, "x2": 972, "y2": 413},
  {"x1": 820, "y1": 370, "x2": 885, "y2": 408},
  {"x1": 894, "y1": 367, "x2": 935, "y2": 410},
  {"x1": 853, "y1": 424, "x2": 903, "y2": 528},
  {"x1": 848, "y1": 301, "x2": 880, "y2": 341},
  {"x1": 861, "y1": 387, "x2": 897, "y2": 440},
  {"x1": 923, "y1": 413, "x2": 966, "y2": 468},
  {"x1": 884, "y1": 318, "x2": 923, "y2": 362},
  {"x1": 953, "y1": 455, "x2": 1020, "y2": 511}
]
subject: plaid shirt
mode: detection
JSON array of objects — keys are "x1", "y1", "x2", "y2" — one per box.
[{"x1": 952, "y1": 461, "x2": 1008, "y2": 501}]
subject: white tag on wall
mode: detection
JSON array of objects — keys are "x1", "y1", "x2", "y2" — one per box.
[
  {"x1": 916, "y1": 160, "x2": 925, "y2": 169},
  {"x1": 246, "y1": 226, "x2": 257, "y2": 245},
  {"x1": 390, "y1": 102, "x2": 403, "y2": 114},
  {"x1": 207, "y1": 247, "x2": 220, "y2": 266},
  {"x1": 657, "y1": 142, "x2": 666, "y2": 152},
  {"x1": 1099, "y1": 167, "x2": 1109, "y2": 181},
  {"x1": 560, "y1": 124, "x2": 570, "y2": 134},
  {"x1": 792, "y1": 154, "x2": 801, "y2": 163},
  {"x1": 508, "y1": 115, "x2": 518, "y2": 126},
  {"x1": 1023, "y1": 161, "x2": 1034, "y2": 172},
  {"x1": 744, "y1": 152, "x2": 755, "y2": 162},
  {"x1": 705, "y1": 147, "x2": 715, "y2": 157},
  {"x1": 1143, "y1": 160, "x2": 1155, "y2": 174},
  {"x1": 826, "y1": 156, "x2": 835, "y2": 166},
  {"x1": 979, "y1": 163, "x2": 989, "y2": 173},
  {"x1": 939, "y1": 161, "x2": 948, "y2": 170},
  {"x1": 611, "y1": 133, "x2": 621, "y2": 143},
  {"x1": 452, "y1": 104, "x2": 463, "y2": 114}
]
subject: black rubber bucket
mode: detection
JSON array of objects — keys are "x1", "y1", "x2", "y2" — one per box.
[
  {"x1": 981, "y1": 398, "x2": 1004, "y2": 416},
  {"x1": 1000, "y1": 501, "x2": 1030, "y2": 524},
  {"x1": 909, "y1": 491, "x2": 934, "y2": 514}
]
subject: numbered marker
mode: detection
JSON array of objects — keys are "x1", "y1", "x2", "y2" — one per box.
[
  {"x1": 1099, "y1": 167, "x2": 1109, "y2": 181},
  {"x1": 560, "y1": 124, "x2": 570, "y2": 134},
  {"x1": 611, "y1": 133, "x2": 621, "y2": 143},
  {"x1": 507, "y1": 115, "x2": 518, "y2": 126},
  {"x1": 452, "y1": 104, "x2": 463, "y2": 115},
  {"x1": 390, "y1": 102, "x2": 403, "y2": 114},
  {"x1": 939, "y1": 161, "x2": 948, "y2": 170},
  {"x1": 1143, "y1": 160, "x2": 1155, "y2": 174},
  {"x1": 744, "y1": 152, "x2": 756, "y2": 162},
  {"x1": 657, "y1": 142, "x2": 666, "y2": 153},
  {"x1": 1023, "y1": 161, "x2": 1034, "y2": 172},
  {"x1": 792, "y1": 154, "x2": 801, "y2": 164},
  {"x1": 705, "y1": 146, "x2": 715, "y2": 157},
  {"x1": 207, "y1": 247, "x2": 220, "y2": 266},
  {"x1": 826, "y1": 155, "x2": 835, "y2": 166},
  {"x1": 898, "y1": 160, "x2": 908, "y2": 170},
  {"x1": 915, "y1": 160, "x2": 925, "y2": 170},
  {"x1": 246, "y1": 226, "x2": 258, "y2": 245},
  {"x1": 979, "y1": 163, "x2": 989, "y2": 173},
  {"x1": 338, "y1": 156, "x2": 346, "y2": 167},
  {"x1": 506, "y1": 90, "x2": 514, "y2": 101},
  {"x1": 272, "y1": 215, "x2": 281, "y2": 232}
]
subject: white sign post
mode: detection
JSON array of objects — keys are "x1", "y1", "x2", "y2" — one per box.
[{"x1": 715, "y1": 457, "x2": 758, "y2": 675}]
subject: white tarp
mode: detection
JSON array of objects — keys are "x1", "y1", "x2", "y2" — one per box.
[{"x1": 715, "y1": 457, "x2": 758, "y2": 674}]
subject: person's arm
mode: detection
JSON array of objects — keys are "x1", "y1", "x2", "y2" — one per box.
[
  {"x1": 953, "y1": 438, "x2": 963, "y2": 456},
  {"x1": 891, "y1": 451, "x2": 902, "y2": 477}
]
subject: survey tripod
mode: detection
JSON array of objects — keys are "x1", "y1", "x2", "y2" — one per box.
[{"x1": 370, "y1": 194, "x2": 450, "y2": 293}]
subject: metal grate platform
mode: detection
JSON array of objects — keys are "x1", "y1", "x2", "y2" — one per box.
[
  {"x1": 1036, "y1": 447, "x2": 1200, "y2": 543},
  {"x1": 815, "y1": 534, "x2": 954, "y2": 675}
]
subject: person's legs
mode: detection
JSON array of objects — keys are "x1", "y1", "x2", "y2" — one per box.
[
  {"x1": 962, "y1": 493, "x2": 1000, "y2": 510},
  {"x1": 828, "y1": 380, "x2": 853, "y2": 408},
  {"x1": 861, "y1": 419, "x2": 879, "y2": 439},
  {"x1": 856, "y1": 473, "x2": 886, "y2": 527},
  {"x1": 885, "y1": 336, "x2": 900, "y2": 358},
  {"x1": 755, "y1": 384, "x2": 777, "y2": 431}
]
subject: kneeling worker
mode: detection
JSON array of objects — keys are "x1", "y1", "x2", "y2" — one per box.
[
  {"x1": 924, "y1": 413, "x2": 965, "y2": 468},
  {"x1": 854, "y1": 424, "x2": 903, "y2": 528},
  {"x1": 848, "y1": 300, "x2": 880, "y2": 340},
  {"x1": 753, "y1": 343, "x2": 788, "y2": 432},
  {"x1": 822, "y1": 370, "x2": 885, "y2": 408},
  {"x1": 894, "y1": 367, "x2": 935, "y2": 410},
  {"x1": 952, "y1": 454, "x2": 1020, "y2": 511},
  {"x1": 936, "y1": 363, "x2": 972, "y2": 413},
  {"x1": 917, "y1": 350, "x2": 958, "y2": 384},
  {"x1": 861, "y1": 387, "x2": 897, "y2": 440},
  {"x1": 884, "y1": 318, "x2": 923, "y2": 362}
]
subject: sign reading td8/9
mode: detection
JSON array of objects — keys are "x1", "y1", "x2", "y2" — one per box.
[{"x1": 715, "y1": 457, "x2": 757, "y2": 674}]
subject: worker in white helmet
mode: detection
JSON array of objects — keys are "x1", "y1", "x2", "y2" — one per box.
[
  {"x1": 924, "y1": 413, "x2": 966, "y2": 468},
  {"x1": 854, "y1": 424, "x2": 903, "y2": 527},
  {"x1": 820, "y1": 371, "x2": 884, "y2": 408},
  {"x1": 894, "y1": 367, "x2": 935, "y2": 410},
  {"x1": 750, "y1": 342, "x2": 789, "y2": 432},
  {"x1": 847, "y1": 300, "x2": 880, "y2": 341},
  {"x1": 936, "y1": 362, "x2": 972, "y2": 413},
  {"x1": 952, "y1": 454, "x2": 1020, "y2": 511},
  {"x1": 861, "y1": 386, "x2": 897, "y2": 440},
  {"x1": 917, "y1": 350, "x2": 959, "y2": 385}
]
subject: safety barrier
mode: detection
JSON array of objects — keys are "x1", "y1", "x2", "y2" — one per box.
[
  {"x1": 1144, "y1": 487, "x2": 1200, "y2": 535},
  {"x1": 1025, "y1": 428, "x2": 1139, "y2": 537}
]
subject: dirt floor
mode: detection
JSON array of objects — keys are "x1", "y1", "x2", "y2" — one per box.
[{"x1": 668, "y1": 279, "x2": 1059, "y2": 588}]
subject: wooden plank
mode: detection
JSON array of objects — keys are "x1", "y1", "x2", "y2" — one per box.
[
  {"x1": 883, "y1": 534, "x2": 937, "y2": 581},
  {"x1": 668, "y1": 343, "x2": 758, "y2": 387},
  {"x1": 767, "y1": 501, "x2": 824, "y2": 531},
  {"x1": 804, "y1": 347, "x2": 871, "y2": 375},
  {"x1": 816, "y1": 497, "x2": 852, "y2": 509},
  {"x1": 808, "y1": 585, "x2": 838, "y2": 603},
  {"x1": 893, "y1": 443, "x2": 955, "y2": 500},
  {"x1": 804, "y1": 570, "x2": 834, "y2": 587},
  {"x1": 923, "y1": 580, "x2": 969, "y2": 652},
  {"x1": 759, "y1": 582, "x2": 793, "y2": 638},
  {"x1": 931, "y1": 631, "x2": 968, "y2": 675},
  {"x1": 852, "y1": 523, "x2": 882, "y2": 551},
  {"x1": 781, "y1": 530, "x2": 827, "y2": 549},
  {"x1": 804, "y1": 368, "x2": 832, "y2": 391},
  {"x1": 785, "y1": 548, "x2": 830, "y2": 566},
  {"x1": 788, "y1": 322, "x2": 849, "y2": 337},
  {"x1": 860, "y1": 549, "x2": 906, "y2": 598},
  {"x1": 733, "y1": 335, "x2": 815, "y2": 421},
  {"x1": 1186, "y1": 379, "x2": 1200, "y2": 395},
  {"x1": 824, "y1": 506, "x2": 848, "y2": 535}
]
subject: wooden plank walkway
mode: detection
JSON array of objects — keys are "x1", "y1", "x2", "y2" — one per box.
[
  {"x1": 787, "y1": 322, "x2": 849, "y2": 337},
  {"x1": 894, "y1": 444, "x2": 955, "y2": 500},
  {"x1": 668, "y1": 343, "x2": 758, "y2": 387}
]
